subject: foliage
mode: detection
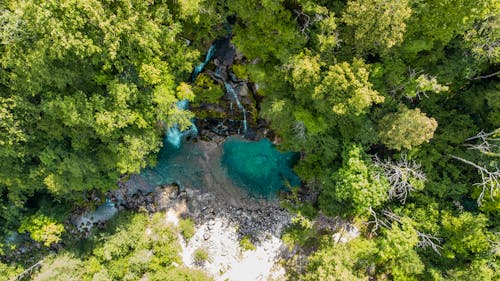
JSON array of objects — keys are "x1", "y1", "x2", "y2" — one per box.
[
  {"x1": 18, "y1": 213, "x2": 65, "y2": 247},
  {"x1": 193, "y1": 248, "x2": 210, "y2": 265},
  {"x1": 0, "y1": 0, "x2": 198, "y2": 204},
  {"x1": 1, "y1": 0, "x2": 499, "y2": 280},
  {"x1": 179, "y1": 218, "x2": 196, "y2": 241},
  {"x1": 30, "y1": 212, "x2": 212, "y2": 280},
  {"x1": 239, "y1": 236, "x2": 256, "y2": 252},
  {"x1": 319, "y1": 145, "x2": 390, "y2": 217},
  {"x1": 302, "y1": 237, "x2": 377, "y2": 281},
  {"x1": 342, "y1": 0, "x2": 412, "y2": 54},
  {"x1": 378, "y1": 106, "x2": 438, "y2": 150}
]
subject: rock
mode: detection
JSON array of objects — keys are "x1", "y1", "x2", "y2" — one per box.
[{"x1": 237, "y1": 83, "x2": 249, "y2": 97}]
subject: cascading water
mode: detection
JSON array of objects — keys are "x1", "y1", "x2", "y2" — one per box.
[
  {"x1": 190, "y1": 44, "x2": 216, "y2": 82},
  {"x1": 214, "y1": 69, "x2": 248, "y2": 134},
  {"x1": 165, "y1": 100, "x2": 198, "y2": 148},
  {"x1": 165, "y1": 43, "x2": 216, "y2": 148},
  {"x1": 76, "y1": 22, "x2": 302, "y2": 229}
]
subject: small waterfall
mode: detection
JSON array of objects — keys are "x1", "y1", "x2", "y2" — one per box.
[
  {"x1": 165, "y1": 100, "x2": 198, "y2": 148},
  {"x1": 214, "y1": 70, "x2": 248, "y2": 134},
  {"x1": 190, "y1": 44, "x2": 216, "y2": 82},
  {"x1": 166, "y1": 44, "x2": 216, "y2": 148}
]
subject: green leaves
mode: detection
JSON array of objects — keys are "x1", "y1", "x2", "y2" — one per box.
[
  {"x1": 314, "y1": 59, "x2": 384, "y2": 116},
  {"x1": 18, "y1": 213, "x2": 65, "y2": 247},
  {"x1": 319, "y1": 145, "x2": 390, "y2": 217},
  {"x1": 343, "y1": 0, "x2": 412, "y2": 54},
  {"x1": 379, "y1": 106, "x2": 438, "y2": 150},
  {"x1": 0, "y1": 0, "x2": 198, "y2": 199}
]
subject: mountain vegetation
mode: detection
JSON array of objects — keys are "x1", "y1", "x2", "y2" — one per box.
[{"x1": 1, "y1": 0, "x2": 499, "y2": 280}]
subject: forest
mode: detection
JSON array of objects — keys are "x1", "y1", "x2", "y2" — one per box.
[{"x1": 0, "y1": 0, "x2": 499, "y2": 280}]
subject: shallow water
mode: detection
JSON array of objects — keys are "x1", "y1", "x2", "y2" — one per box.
[{"x1": 124, "y1": 137, "x2": 300, "y2": 201}]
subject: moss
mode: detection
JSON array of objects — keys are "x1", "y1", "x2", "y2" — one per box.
[
  {"x1": 239, "y1": 236, "x2": 256, "y2": 251},
  {"x1": 192, "y1": 74, "x2": 225, "y2": 106},
  {"x1": 232, "y1": 64, "x2": 249, "y2": 80}
]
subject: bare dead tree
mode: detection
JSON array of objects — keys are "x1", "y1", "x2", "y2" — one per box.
[
  {"x1": 293, "y1": 9, "x2": 312, "y2": 36},
  {"x1": 451, "y1": 155, "x2": 499, "y2": 205},
  {"x1": 374, "y1": 154, "x2": 426, "y2": 204},
  {"x1": 292, "y1": 121, "x2": 306, "y2": 141},
  {"x1": 488, "y1": 233, "x2": 500, "y2": 255},
  {"x1": 472, "y1": 70, "x2": 500, "y2": 80},
  {"x1": 366, "y1": 206, "x2": 391, "y2": 235},
  {"x1": 417, "y1": 232, "x2": 443, "y2": 255},
  {"x1": 293, "y1": 9, "x2": 326, "y2": 39},
  {"x1": 367, "y1": 207, "x2": 443, "y2": 255},
  {"x1": 464, "y1": 128, "x2": 500, "y2": 156}
]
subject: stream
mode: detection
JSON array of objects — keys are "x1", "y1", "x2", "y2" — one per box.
[{"x1": 76, "y1": 29, "x2": 300, "y2": 228}]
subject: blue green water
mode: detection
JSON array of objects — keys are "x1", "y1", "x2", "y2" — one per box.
[
  {"x1": 124, "y1": 137, "x2": 300, "y2": 199},
  {"x1": 222, "y1": 138, "x2": 301, "y2": 197}
]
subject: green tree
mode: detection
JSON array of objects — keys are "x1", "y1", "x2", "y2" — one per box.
[
  {"x1": 441, "y1": 212, "x2": 492, "y2": 260},
  {"x1": 228, "y1": 0, "x2": 306, "y2": 62},
  {"x1": 303, "y1": 237, "x2": 377, "y2": 281},
  {"x1": 377, "y1": 218, "x2": 424, "y2": 281},
  {"x1": 18, "y1": 213, "x2": 65, "y2": 247},
  {"x1": 379, "y1": 106, "x2": 438, "y2": 150},
  {"x1": 342, "y1": 0, "x2": 412, "y2": 54},
  {"x1": 319, "y1": 145, "x2": 390, "y2": 217},
  {"x1": 0, "y1": 0, "x2": 198, "y2": 201}
]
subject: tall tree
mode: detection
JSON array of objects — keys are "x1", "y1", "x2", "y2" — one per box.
[{"x1": 0, "y1": 0, "x2": 198, "y2": 201}]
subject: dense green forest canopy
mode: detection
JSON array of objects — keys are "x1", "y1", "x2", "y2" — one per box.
[{"x1": 1, "y1": 0, "x2": 499, "y2": 280}]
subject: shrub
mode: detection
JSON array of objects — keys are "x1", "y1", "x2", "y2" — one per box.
[
  {"x1": 193, "y1": 248, "x2": 210, "y2": 265},
  {"x1": 179, "y1": 218, "x2": 195, "y2": 240},
  {"x1": 239, "y1": 236, "x2": 256, "y2": 251}
]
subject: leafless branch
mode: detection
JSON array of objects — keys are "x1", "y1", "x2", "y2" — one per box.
[
  {"x1": 366, "y1": 206, "x2": 390, "y2": 235},
  {"x1": 292, "y1": 121, "x2": 306, "y2": 141},
  {"x1": 374, "y1": 154, "x2": 426, "y2": 204},
  {"x1": 293, "y1": 9, "x2": 311, "y2": 36},
  {"x1": 367, "y1": 207, "x2": 443, "y2": 254},
  {"x1": 472, "y1": 70, "x2": 500, "y2": 80},
  {"x1": 451, "y1": 155, "x2": 500, "y2": 205},
  {"x1": 464, "y1": 129, "x2": 500, "y2": 155},
  {"x1": 417, "y1": 232, "x2": 443, "y2": 255}
]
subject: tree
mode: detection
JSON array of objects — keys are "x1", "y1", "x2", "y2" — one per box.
[
  {"x1": 377, "y1": 218, "x2": 425, "y2": 281},
  {"x1": 228, "y1": 0, "x2": 306, "y2": 62},
  {"x1": 319, "y1": 145, "x2": 390, "y2": 217},
  {"x1": 342, "y1": 0, "x2": 412, "y2": 54},
  {"x1": 313, "y1": 59, "x2": 385, "y2": 116},
  {"x1": 441, "y1": 212, "x2": 492, "y2": 260},
  {"x1": 374, "y1": 154, "x2": 426, "y2": 204},
  {"x1": 404, "y1": 0, "x2": 496, "y2": 54},
  {"x1": 303, "y1": 237, "x2": 377, "y2": 281},
  {"x1": 379, "y1": 106, "x2": 438, "y2": 150},
  {"x1": 0, "y1": 0, "x2": 198, "y2": 201},
  {"x1": 18, "y1": 213, "x2": 64, "y2": 247}
]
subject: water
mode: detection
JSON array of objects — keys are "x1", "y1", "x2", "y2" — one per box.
[
  {"x1": 124, "y1": 137, "x2": 300, "y2": 200},
  {"x1": 190, "y1": 44, "x2": 216, "y2": 82},
  {"x1": 165, "y1": 98, "x2": 198, "y2": 148},
  {"x1": 214, "y1": 70, "x2": 248, "y2": 134},
  {"x1": 222, "y1": 138, "x2": 301, "y2": 197}
]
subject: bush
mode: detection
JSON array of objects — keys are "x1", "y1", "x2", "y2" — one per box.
[
  {"x1": 179, "y1": 218, "x2": 195, "y2": 241},
  {"x1": 193, "y1": 248, "x2": 210, "y2": 265},
  {"x1": 239, "y1": 236, "x2": 256, "y2": 251},
  {"x1": 18, "y1": 213, "x2": 65, "y2": 247}
]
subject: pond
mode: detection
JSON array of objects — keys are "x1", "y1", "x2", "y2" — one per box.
[{"x1": 127, "y1": 136, "x2": 300, "y2": 200}]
